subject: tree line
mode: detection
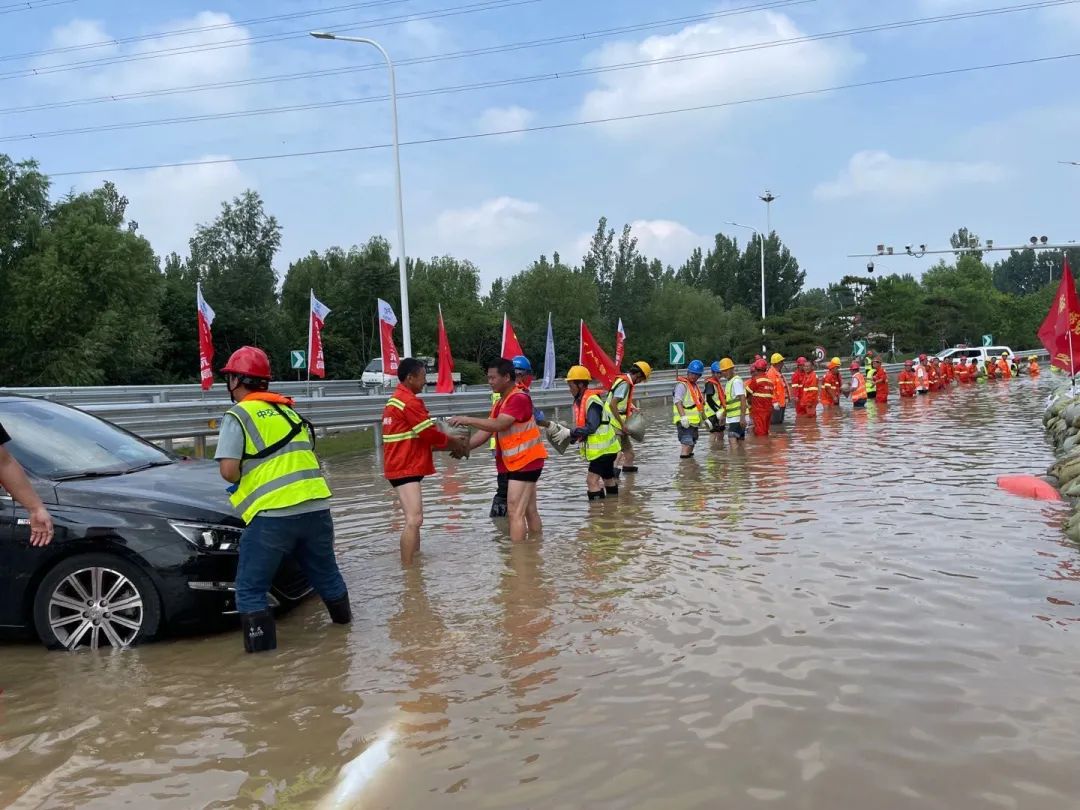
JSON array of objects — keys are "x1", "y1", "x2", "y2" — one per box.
[{"x1": 0, "y1": 154, "x2": 1070, "y2": 388}]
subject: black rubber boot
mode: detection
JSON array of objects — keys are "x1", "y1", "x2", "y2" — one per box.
[
  {"x1": 490, "y1": 473, "x2": 509, "y2": 517},
  {"x1": 622, "y1": 466, "x2": 639, "y2": 473},
  {"x1": 325, "y1": 594, "x2": 353, "y2": 625},
  {"x1": 605, "y1": 484, "x2": 619, "y2": 496},
  {"x1": 587, "y1": 490, "x2": 606, "y2": 501},
  {"x1": 241, "y1": 610, "x2": 277, "y2": 653}
]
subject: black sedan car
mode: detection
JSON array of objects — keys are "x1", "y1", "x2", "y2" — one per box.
[{"x1": 0, "y1": 395, "x2": 311, "y2": 650}]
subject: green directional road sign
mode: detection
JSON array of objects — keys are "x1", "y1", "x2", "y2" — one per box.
[
  {"x1": 852, "y1": 339, "x2": 867, "y2": 358},
  {"x1": 290, "y1": 349, "x2": 307, "y2": 370},
  {"x1": 669, "y1": 342, "x2": 686, "y2": 365},
  {"x1": 982, "y1": 334, "x2": 993, "y2": 347}
]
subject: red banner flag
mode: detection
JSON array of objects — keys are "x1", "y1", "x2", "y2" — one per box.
[
  {"x1": 614, "y1": 318, "x2": 626, "y2": 371},
  {"x1": 196, "y1": 282, "x2": 215, "y2": 391},
  {"x1": 377, "y1": 298, "x2": 401, "y2": 380},
  {"x1": 501, "y1": 313, "x2": 523, "y2": 360},
  {"x1": 436, "y1": 305, "x2": 455, "y2": 394},
  {"x1": 580, "y1": 320, "x2": 617, "y2": 389},
  {"x1": 1038, "y1": 257, "x2": 1080, "y2": 375},
  {"x1": 309, "y1": 289, "x2": 331, "y2": 379}
]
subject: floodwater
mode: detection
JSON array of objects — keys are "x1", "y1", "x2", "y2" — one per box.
[{"x1": 3, "y1": 377, "x2": 1080, "y2": 809}]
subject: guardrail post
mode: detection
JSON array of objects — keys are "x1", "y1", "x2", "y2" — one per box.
[
  {"x1": 374, "y1": 422, "x2": 383, "y2": 467},
  {"x1": 193, "y1": 435, "x2": 206, "y2": 459}
]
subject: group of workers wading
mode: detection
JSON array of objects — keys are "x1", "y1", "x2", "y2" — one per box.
[{"x1": 209, "y1": 343, "x2": 1042, "y2": 653}]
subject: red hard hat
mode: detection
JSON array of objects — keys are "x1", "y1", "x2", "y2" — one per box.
[
  {"x1": 796, "y1": 356, "x2": 807, "y2": 364},
  {"x1": 221, "y1": 346, "x2": 272, "y2": 379},
  {"x1": 752, "y1": 359, "x2": 768, "y2": 371},
  {"x1": 905, "y1": 360, "x2": 914, "y2": 367},
  {"x1": 919, "y1": 353, "x2": 927, "y2": 361},
  {"x1": 849, "y1": 361, "x2": 860, "y2": 371}
]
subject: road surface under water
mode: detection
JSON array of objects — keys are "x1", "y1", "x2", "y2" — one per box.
[{"x1": 3, "y1": 377, "x2": 1080, "y2": 809}]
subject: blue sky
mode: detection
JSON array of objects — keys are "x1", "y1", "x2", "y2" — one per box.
[{"x1": 4, "y1": 0, "x2": 1080, "y2": 294}]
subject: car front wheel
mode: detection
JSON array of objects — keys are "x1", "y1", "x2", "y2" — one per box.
[{"x1": 33, "y1": 553, "x2": 162, "y2": 651}]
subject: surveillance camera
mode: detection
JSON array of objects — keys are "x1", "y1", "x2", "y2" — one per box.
[
  {"x1": 1041, "y1": 235, "x2": 1049, "y2": 244},
  {"x1": 867, "y1": 261, "x2": 875, "y2": 273},
  {"x1": 905, "y1": 244, "x2": 912, "y2": 252}
]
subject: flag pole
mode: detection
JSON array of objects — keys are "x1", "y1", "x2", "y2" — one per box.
[{"x1": 306, "y1": 288, "x2": 313, "y2": 396}]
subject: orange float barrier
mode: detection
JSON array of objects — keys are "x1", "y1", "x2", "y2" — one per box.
[{"x1": 996, "y1": 475, "x2": 1062, "y2": 501}]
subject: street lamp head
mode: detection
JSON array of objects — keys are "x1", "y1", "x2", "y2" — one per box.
[{"x1": 310, "y1": 31, "x2": 336, "y2": 39}]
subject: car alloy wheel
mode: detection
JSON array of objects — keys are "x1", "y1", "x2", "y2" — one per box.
[{"x1": 47, "y1": 566, "x2": 145, "y2": 650}]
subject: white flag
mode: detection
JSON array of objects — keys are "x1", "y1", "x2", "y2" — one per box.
[{"x1": 542, "y1": 313, "x2": 556, "y2": 390}]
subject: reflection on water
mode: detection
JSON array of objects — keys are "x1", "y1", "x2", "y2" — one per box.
[{"x1": 4, "y1": 380, "x2": 1080, "y2": 808}]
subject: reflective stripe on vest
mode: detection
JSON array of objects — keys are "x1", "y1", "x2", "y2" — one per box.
[
  {"x1": 865, "y1": 369, "x2": 877, "y2": 393},
  {"x1": 724, "y1": 376, "x2": 744, "y2": 418},
  {"x1": 672, "y1": 377, "x2": 705, "y2": 425},
  {"x1": 489, "y1": 392, "x2": 500, "y2": 449},
  {"x1": 574, "y1": 392, "x2": 620, "y2": 460},
  {"x1": 491, "y1": 389, "x2": 547, "y2": 471},
  {"x1": 851, "y1": 373, "x2": 867, "y2": 401},
  {"x1": 226, "y1": 400, "x2": 330, "y2": 524},
  {"x1": 382, "y1": 398, "x2": 435, "y2": 444},
  {"x1": 703, "y1": 376, "x2": 726, "y2": 418}
]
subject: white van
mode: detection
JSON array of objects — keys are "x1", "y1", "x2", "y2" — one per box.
[
  {"x1": 935, "y1": 345, "x2": 1015, "y2": 365},
  {"x1": 360, "y1": 357, "x2": 461, "y2": 389}
]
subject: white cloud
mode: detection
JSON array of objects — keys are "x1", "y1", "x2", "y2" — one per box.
[
  {"x1": 477, "y1": 105, "x2": 535, "y2": 137},
  {"x1": 813, "y1": 150, "x2": 1005, "y2": 201},
  {"x1": 35, "y1": 13, "x2": 252, "y2": 109},
  {"x1": 579, "y1": 12, "x2": 859, "y2": 134},
  {"x1": 121, "y1": 157, "x2": 252, "y2": 259},
  {"x1": 435, "y1": 197, "x2": 542, "y2": 250},
  {"x1": 569, "y1": 219, "x2": 705, "y2": 270}
]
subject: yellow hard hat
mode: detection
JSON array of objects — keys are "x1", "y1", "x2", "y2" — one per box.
[
  {"x1": 632, "y1": 360, "x2": 653, "y2": 379},
  {"x1": 1029, "y1": 355, "x2": 1037, "y2": 361},
  {"x1": 718, "y1": 357, "x2": 735, "y2": 371},
  {"x1": 566, "y1": 365, "x2": 592, "y2": 382},
  {"x1": 829, "y1": 356, "x2": 841, "y2": 368},
  {"x1": 770, "y1": 352, "x2": 785, "y2": 364}
]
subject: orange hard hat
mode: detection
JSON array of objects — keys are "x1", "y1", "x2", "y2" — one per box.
[
  {"x1": 849, "y1": 361, "x2": 860, "y2": 371},
  {"x1": 221, "y1": 346, "x2": 272, "y2": 379}
]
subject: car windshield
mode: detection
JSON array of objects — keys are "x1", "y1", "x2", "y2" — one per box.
[
  {"x1": 364, "y1": 359, "x2": 383, "y2": 373},
  {"x1": 0, "y1": 398, "x2": 174, "y2": 480}
]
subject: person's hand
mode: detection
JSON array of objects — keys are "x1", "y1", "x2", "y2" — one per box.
[
  {"x1": 740, "y1": 417, "x2": 747, "y2": 429},
  {"x1": 679, "y1": 416, "x2": 690, "y2": 429},
  {"x1": 28, "y1": 506, "x2": 53, "y2": 547},
  {"x1": 448, "y1": 415, "x2": 468, "y2": 428},
  {"x1": 773, "y1": 403, "x2": 780, "y2": 410},
  {"x1": 533, "y1": 409, "x2": 546, "y2": 425},
  {"x1": 570, "y1": 427, "x2": 588, "y2": 441}
]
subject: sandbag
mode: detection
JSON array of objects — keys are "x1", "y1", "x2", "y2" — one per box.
[
  {"x1": 1063, "y1": 433, "x2": 1080, "y2": 453},
  {"x1": 624, "y1": 412, "x2": 647, "y2": 443},
  {"x1": 545, "y1": 421, "x2": 573, "y2": 455}
]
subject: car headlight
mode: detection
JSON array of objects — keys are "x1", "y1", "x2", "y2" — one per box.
[{"x1": 170, "y1": 521, "x2": 243, "y2": 552}]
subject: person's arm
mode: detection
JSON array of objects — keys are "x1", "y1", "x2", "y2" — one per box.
[
  {"x1": 451, "y1": 413, "x2": 515, "y2": 434},
  {"x1": 0, "y1": 445, "x2": 54, "y2": 547},
  {"x1": 215, "y1": 414, "x2": 246, "y2": 484},
  {"x1": 408, "y1": 400, "x2": 450, "y2": 450},
  {"x1": 672, "y1": 382, "x2": 688, "y2": 423}
]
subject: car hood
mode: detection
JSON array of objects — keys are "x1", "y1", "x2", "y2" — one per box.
[{"x1": 55, "y1": 459, "x2": 239, "y2": 523}]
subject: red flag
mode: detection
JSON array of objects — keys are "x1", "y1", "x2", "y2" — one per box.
[
  {"x1": 1038, "y1": 257, "x2": 1080, "y2": 374},
  {"x1": 196, "y1": 282, "x2": 215, "y2": 391},
  {"x1": 436, "y1": 305, "x2": 455, "y2": 394},
  {"x1": 501, "y1": 313, "x2": 523, "y2": 360},
  {"x1": 309, "y1": 289, "x2": 331, "y2": 379},
  {"x1": 377, "y1": 298, "x2": 401, "y2": 380},
  {"x1": 614, "y1": 318, "x2": 626, "y2": 371},
  {"x1": 579, "y1": 320, "x2": 617, "y2": 389}
]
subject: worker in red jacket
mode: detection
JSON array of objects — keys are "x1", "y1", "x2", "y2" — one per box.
[
  {"x1": 872, "y1": 357, "x2": 889, "y2": 404},
  {"x1": 898, "y1": 360, "x2": 917, "y2": 396},
  {"x1": 745, "y1": 359, "x2": 775, "y2": 436},
  {"x1": 383, "y1": 358, "x2": 466, "y2": 565},
  {"x1": 798, "y1": 359, "x2": 819, "y2": 417}
]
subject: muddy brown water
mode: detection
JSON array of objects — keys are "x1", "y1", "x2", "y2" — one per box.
[{"x1": 3, "y1": 378, "x2": 1080, "y2": 809}]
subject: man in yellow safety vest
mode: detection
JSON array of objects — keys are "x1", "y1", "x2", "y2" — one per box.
[
  {"x1": 605, "y1": 360, "x2": 651, "y2": 473},
  {"x1": 673, "y1": 359, "x2": 707, "y2": 459},
  {"x1": 567, "y1": 365, "x2": 622, "y2": 501}
]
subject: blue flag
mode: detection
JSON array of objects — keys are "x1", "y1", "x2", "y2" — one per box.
[{"x1": 542, "y1": 312, "x2": 556, "y2": 389}]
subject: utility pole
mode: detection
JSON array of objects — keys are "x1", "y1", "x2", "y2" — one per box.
[{"x1": 759, "y1": 190, "x2": 777, "y2": 236}]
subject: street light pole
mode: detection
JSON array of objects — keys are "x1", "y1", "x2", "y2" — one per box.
[
  {"x1": 310, "y1": 31, "x2": 412, "y2": 357},
  {"x1": 727, "y1": 221, "x2": 767, "y2": 355}
]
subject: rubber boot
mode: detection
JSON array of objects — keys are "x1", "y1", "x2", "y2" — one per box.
[
  {"x1": 587, "y1": 490, "x2": 606, "y2": 501},
  {"x1": 490, "y1": 473, "x2": 509, "y2": 518},
  {"x1": 605, "y1": 484, "x2": 619, "y2": 496},
  {"x1": 241, "y1": 610, "x2": 277, "y2": 653},
  {"x1": 325, "y1": 594, "x2": 352, "y2": 625}
]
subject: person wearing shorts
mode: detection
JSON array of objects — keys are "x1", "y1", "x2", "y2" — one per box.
[
  {"x1": 452, "y1": 358, "x2": 546, "y2": 543},
  {"x1": 382, "y1": 358, "x2": 466, "y2": 565},
  {"x1": 566, "y1": 365, "x2": 621, "y2": 501}
]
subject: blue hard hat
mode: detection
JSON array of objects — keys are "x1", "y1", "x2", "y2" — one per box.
[
  {"x1": 687, "y1": 359, "x2": 705, "y2": 375},
  {"x1": 511, "y1": 355, "x2": 532, "y2": 373},
  {"x1": 710, "y1": 361, "x2": 721, "y2": 374}
]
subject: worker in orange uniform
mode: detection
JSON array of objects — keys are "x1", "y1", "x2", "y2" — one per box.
[
  {"x1": 914, "y1": 355, "x2": 929, "y2": 394},
  {"x1": 898, "y1": 360, "x2": 917, "y2": 397},
  {"x1": 927, "y1": 358, "x2": 942, "y2": 392},
  {"x1": 1028, "y1": 355, "x2": 1041, "y2": 376},
  {"x1": 984, "y1": 357, "x2": 997, "y2": 380},
  {"x1": 746, "y1": 358, "x2": 776, "y2": 435},
  {"x1": 452, "y1": 358, "x2": 546, "y2": 544},
  {"x1": 766, "y1": 353, "x2": 789, "y2": 424},
  {"x1": 383, "y1": 358, "x2": 467, "y2": 565},
  {"x1": 939, "y1": 358, "x2": 952, "y2": 386},
  {"x1": 872, "y1": 357, "x2": 889, "y2": 404},
  {"x1": 959, "y1": 359, "x2": 976, "y2": 383},
  {"x1": 798, "y1": 358, "x2": 819, "y2": 417},
  {"x1": 790, "y1": 358, "x2": 806, "y2": 413},
  {"x1": 847, "y1": 361, "x2": 868, "y2": 409},
  {"x1": 996, "y1": 352, "x2": 1013, "y2": 379},
  {"x1": 821, "y1": 357, "x2": 842, "y2": 408}
]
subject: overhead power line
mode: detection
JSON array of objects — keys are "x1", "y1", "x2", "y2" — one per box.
[
  {"x1": 1, "y1": 0, "x2": 414, "y2": 63},
  {"x1": 47, "y1": 50, "x2": 1080, "y2": 178},
  {"x1": 0, "y1": 0, "x2": 542, "y2": 81},
  {"x1": 0, "y1": 0, "x2": 812, "y2": 115},
  {"x1": 0, "y1": 0, "x2": 78, "y2": 15},
  {"x1": 2, "y1": 0, "x2": 1070, "y2": 143}
]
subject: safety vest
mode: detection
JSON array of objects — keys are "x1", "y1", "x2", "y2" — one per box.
[
  {"x1": 671, "y1": 377, "x2": 706, "y2": 425},
  {"x1": 898, "y1": 371, "x2": 917, "y2": 395},
  {"x1": 1030, "y1": 362, "x2": 1040, "y2": 376},
  {"x1": 724, "y1": 376, "x2": 745, "y2": 419},
  {"x1": 703, "y1": 375, "x2": 726, "y2": 418},
  {"x1": 491, "y1": 389, "x2": 547, "y2": 471},
  {"x1": 850, "y1": 372, "x2": 867, "y2": 402},
  {"x1": 604, "y1": 373, "x2": 635, "y2": 430},
  {"x1": 865, "y1": 367, "x2": 877, "y2": 394},
  {"x1": 574, "y1": 392, "x2": 620, "y2": 460},
  {"x1": 489, "y1": 391, "x2": 500, "y2": 450},
  {"x1": 226, "y1": 396, "x2": 331, "y2": 525},
  {"x1": 800, "y1": 371, "x2": 819, "y2": 397},
  {"x1": 747, "y1": 375, "x2": 775, "y2": 407}
]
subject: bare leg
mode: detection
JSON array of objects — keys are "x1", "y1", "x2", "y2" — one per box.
[
  {"x1": 586, "y1": 471, "x2": 604, "y2": 495},
  {"x1": 620, "y1": 435, "x2": 635, "y2": 468},
  {"x1": 395, "y1": 481, "x2": 424, "y2": 565},
  {"x1": 525, "y1": 482, "x2": 542, "y2": 536},
  {"x1": 506, "y1": 478, "x2": 530, "y2": 543}
]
